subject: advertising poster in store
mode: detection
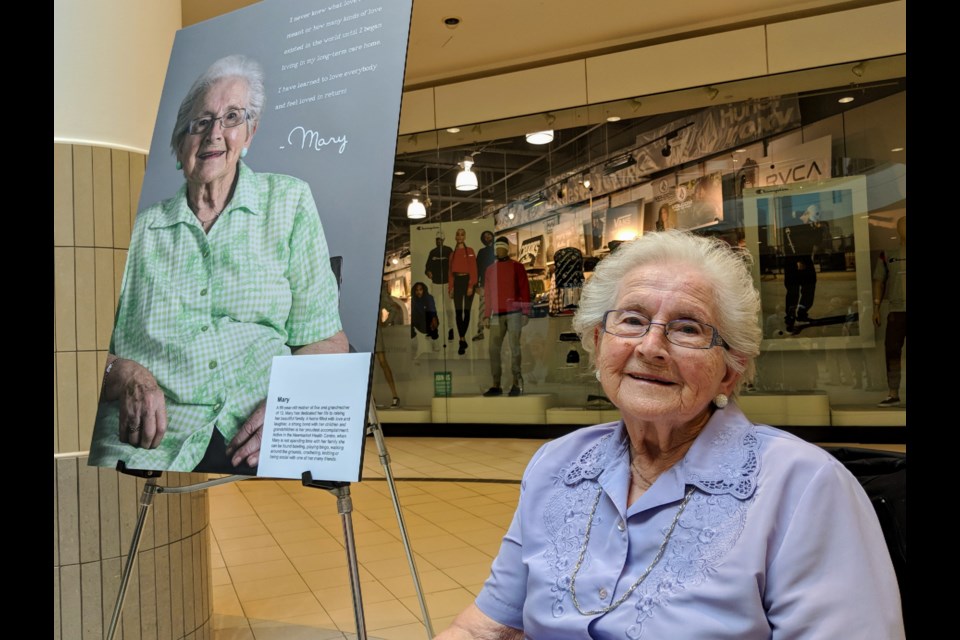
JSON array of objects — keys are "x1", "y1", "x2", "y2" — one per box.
[
  {"x1": 645, "y1": 172, "x2": 723, "y2": 232},
  {"x1": 742, "y1": 175, "x2": 875, "y2": 352},
  {"x1": 409, "y1": 221, "x2": 496, "y2": 360},
  {"x1": 87, "y1": 0, "x2": 412, "y2": 480}
]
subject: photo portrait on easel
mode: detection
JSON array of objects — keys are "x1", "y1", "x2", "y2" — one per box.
[{"x1": 86, "y1": 0, "x2": 412, "y2": 480}]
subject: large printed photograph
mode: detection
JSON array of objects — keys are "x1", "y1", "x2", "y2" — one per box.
[
  {"x1": 742, "y1": 175, "x2": 875, "y2": 351},
  {"x1": 87, "y1": 0, "x2": 412, "y2": 477}
]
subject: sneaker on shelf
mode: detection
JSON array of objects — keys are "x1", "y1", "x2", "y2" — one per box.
[
  {"x1": 877, "y1": 396, "x2": 901, "y2": 408},
  {"x1": 448, "y1": 328, "x2": 454, "y2": 341},
  {"x1": 508, "y1": 385, "x2": 522, "y2": 397},
  {"x1": 458, "y1": 340, "x2": 467, "y2": 355},
  {"x1": 390, "y1": 397, "x2": 401, "y2": 408},
  {"x1": 483, "y1": 386, "x2": 503, "y2": 397},
  {"x1": 472, "y1": 332, "x2": 485, "y2": 342}
]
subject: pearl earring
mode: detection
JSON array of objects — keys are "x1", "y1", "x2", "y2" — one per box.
[
  {"x1": 714, "y1": 394, "x2": 729, "y2": 409},
  {"x1": 240, "y1": 147, "x2": 248, "y2": 158},
  {"x1": 176, "y1": 160, "x2": 182, "y2": 170}
]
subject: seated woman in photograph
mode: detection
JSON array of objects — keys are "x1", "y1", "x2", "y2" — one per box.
[
  {"x1": 410, "y1": 281, "x2": 440, "y2": 340},
  {"x1": 437, "y1": 230, "x2": 903, "y2": 639},
  {"x1": 89, "y1": 54, "x2": 348, "y2": 474}
]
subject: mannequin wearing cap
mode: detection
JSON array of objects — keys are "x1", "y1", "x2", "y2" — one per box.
[
  {"x1": 782, "y1": 204, "x2": 832, "y2": 328},
  {"x1": 424, "y1": 231, "x2": 455, "y2": 340},
  {"x1": 482, "y1": 238, "x2": 531, "y2": 397}
]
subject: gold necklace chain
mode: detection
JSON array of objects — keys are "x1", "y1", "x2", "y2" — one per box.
[{"x1": 569, "y1": 485, "x2": 696, "y2": 616}]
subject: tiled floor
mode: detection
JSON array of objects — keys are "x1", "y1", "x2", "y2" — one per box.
[
  {"x1": 210, "y1": 437, "x2": 546, "y2": 639},
  {"x1": 209, "y1": 436, "x2": 906, "y2": 639}
]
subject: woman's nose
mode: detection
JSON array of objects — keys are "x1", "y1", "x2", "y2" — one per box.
[{"x1": 634, "y1": 324, "x2": 671, "y2": 357}]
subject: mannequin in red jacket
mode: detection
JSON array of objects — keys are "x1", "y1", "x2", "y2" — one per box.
[{"x1": 482, "y1": 237, "x2": 531, "y2": 396}]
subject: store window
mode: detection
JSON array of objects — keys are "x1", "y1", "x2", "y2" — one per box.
[{"x1": 373, "y1": 66, "x2": 906, "y2": 433}]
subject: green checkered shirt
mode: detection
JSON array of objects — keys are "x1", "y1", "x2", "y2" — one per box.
[{"x1": 88, "y1": 162, "x2": 342, "y2": 472}]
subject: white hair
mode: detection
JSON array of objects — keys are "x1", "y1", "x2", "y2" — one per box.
[
  {"x1": 571, "y1": 230, "x2": 762, "y2": 394},
  {"x1": 170, "y1": 55, "x2": 265, "y2": 155}
]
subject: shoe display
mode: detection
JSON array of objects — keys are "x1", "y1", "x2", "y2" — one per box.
[
  {"x1": 483, "y1": 386, "x2": 503, "y2": 397},
  {"x1": 472, "y1": 332, "x2": 485, "y2": 341},
  {"x1": 448, "y1": 328, "x2": 454, "y2": 340},
  {"x1": 508, "y1": 385, "x2": 522, "y2": 397},
  {"x1": 877, "y1": 396, "x2": 901, "y2": 408},
  {"x1": 458, "y1": 340, "x2": 467, "y2": 355},
  {"x1": 390, "y1": 397, "x2": 400, "y2": 408}
]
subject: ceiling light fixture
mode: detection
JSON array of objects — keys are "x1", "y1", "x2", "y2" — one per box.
[
  {"x1": 446, "y1": 127, "x2": 461, "y2": 133},
  {"x1": 455, "y1": 156, "x2": 479, "y2": 191},
  {"x1": 525, "y1": 130, "x2": 554, "y2": 145},
  {"x1": 838, "y1": 96, "x2": 855, "y2": 104},
  {"x1": 606, "y1": 115, "x2": 621, "y2": 122},
  {"x1": 524, "y1": 192, "x2": 547, "y2": 208},
  {"x1": 603, "y1": 153, "x2": 637, "y2": 176},
  {"x1": 407, "y1": 195, "x2": 426, "y2": 219}
]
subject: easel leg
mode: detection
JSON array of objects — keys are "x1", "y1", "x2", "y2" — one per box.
[
  {"x1": 368, "y1": 404, "x2": 435, "y2": 638},
  {"x1": 107, "y1": 477, "x2": 159, "y2": 640},
  {"x1": 334, "y1": 484, "x2": 367, "y2": 640},
  {"x1": 302, "y1": 475, "x2": 367, "y2": 640}
]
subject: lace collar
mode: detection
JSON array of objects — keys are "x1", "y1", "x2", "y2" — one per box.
[{"x1": 560, "y1": 404, "x2": 760, "y2": 501}]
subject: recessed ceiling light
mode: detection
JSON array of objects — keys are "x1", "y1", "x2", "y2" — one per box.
[
  {"x1": 446, "y1": 127, "x2": 461, "y2": 133},
  {"x1": 891, "y1": 147, "x2": 904, "y2": 152},
  {"x1": 838, "y1": 96, "x2": 855, "y2": 104},
  {"x1": 606, "y1": 116, "x2": 621, "y2": 122},
  {"x1": 735, "y1": 148, "x2": 747, "y2": 153},
  {"x1": 394, "y1": 170, "x2": 405, "y2": 176}
]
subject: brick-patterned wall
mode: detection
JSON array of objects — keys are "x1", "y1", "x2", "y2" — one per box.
[{"x1": 53, "y1": 143, "x2": 212, "y2": 639}]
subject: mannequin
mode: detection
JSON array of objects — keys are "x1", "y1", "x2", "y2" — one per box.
[{"x1": 872, "y1": 216, "x2": 906, "y2": 407}]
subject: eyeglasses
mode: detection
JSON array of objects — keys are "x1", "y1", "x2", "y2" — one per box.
[
  {"x1": 601, "y1": 309, "x2": 729, "y2": 350},
  {"x1": 188, "y1": 108, "x2": 248, "y2": 135}
]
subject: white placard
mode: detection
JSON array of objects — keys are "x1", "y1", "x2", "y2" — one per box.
[{"x1": 257, "y1": 352, "x2": 372, "y2": 481}]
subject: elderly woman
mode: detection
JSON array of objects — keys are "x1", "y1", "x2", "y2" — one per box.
[
  {"x1": 438, "y1": 230, "x2": 903, "y2": 639},
  {"x1": 89, "y1": 54, "x2": 347, "y2": 474}
]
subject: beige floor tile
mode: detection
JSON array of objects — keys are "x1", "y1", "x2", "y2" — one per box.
[
  {"x1": 217, "y1": 534, "x2": 281, "y2": 553},
  {"x1": 419, "y1": 546, "x2": 492, "y2": 570},
  {"x1": 213, "y1": 626, "x2": 256, "y2": 640},
  {"x1": 212, "y1": 567, "x2": 233, "y2": 587},
  {"x1": 213, "y1": 584, "x2": 245, "y2": 617},
  {"x1": 214, "y1": 522, "x2": 272, "y2": 541},
  {"x1": 234, "y1": 574, "x2": 312, "y2": 603},
  {"x1": 356, "y1": 541, "x2": 407, "y2": 562},
  {"x1": 213, "y1": 515, "x2": 265, "y2": 530},
  {"x1": 450, "y1": 527, "x2": 508, "y2": 547},
  {"x1": 301, "y1": 565, "x2": 376, "y2": 592},
  {"x1": 378, "y1": 569, "x2": 460, "y2": 599},
  {"x1": 363, "y1": 556, "x2": 437, "y2": 582},
  {"x1": 213, "y1": 612, "x2": 252, "y2": 631},
  {"x1": 221, "y1": 546, "x2": 288, "y2": 567},
  {"x1": 271, "y1": 527, "x2": 342, "y2": 546},
  {"x1": 330, "y1": 599, "x2": 419, "y2": 632},
  {"x1": 262, "y1": 516, "x2": 321, "y2": 534},
  {"x1": 227, "y1": 558, "x2": 298, "y2": 584},
  {"x1": 367, "y1": 620, "x2": 433, "y2": 640},
  {"x1": 402, "y1": 586, "x2": 476, "y2": 619},
  {"x1": 441, "y1": 561, "x2": 495, "y2": 591},
  {"x1": 407, "y1": 534, "x2": 473, "y2": 554},
  {"x1": 247, "y1": 613, "x2": 342, "y2": 639},
  {"x1": 241, "y1": 591, "x2": 326, "y2": 621},
  {"x1": 280, "y1": 536, "x2": 347, "y2": 558},
  {"x1": 290, "y1": 549, "x2": 349, "y2": 572}
]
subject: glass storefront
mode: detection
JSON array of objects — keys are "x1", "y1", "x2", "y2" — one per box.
[{"x1": 372, "y1": 57, "x2": 906, "y2": 432}]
